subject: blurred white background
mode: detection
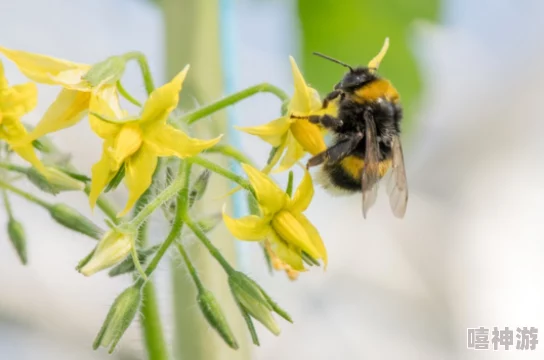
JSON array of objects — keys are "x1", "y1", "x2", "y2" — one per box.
[{"x1": 0, "y1": 0, "x2": 543, "y2": 359}]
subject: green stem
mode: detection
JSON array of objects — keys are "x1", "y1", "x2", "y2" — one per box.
[
  {"x1": 183, "y1": 216, "x2": 234, "y2": 274},
  {"x1": 0, "y1": 180, "x2": 52, "y2": 210},
  {"x1": 2, "y1": 189, "x2": 14, "y2": 220},
  {"x1": 188, "y1": 156, "x2": 254, "y2": 197},
  {"x1": 128, "y1": 165, "x2": 189, "y2": 230},
  {"x1": 137, "y1": 162, "x2": 191, "y2": 284},
  {"x1": 175, "y1": 242, "x2": 204, "y2": 293},
  {"x1": 181, "y1": 83, "x2": 289, "y2": 125},
  {"x1": 0, "y1": 162, "x2": 28, "y2": 174},
  {"x1": 139, "y1": 282, "x2": 169, "y2": 360},
  {"x1": 207, "y1": 144, "x2": 256, "y2": 167},
  {"x1": 124, "y1": 51, "x2": 155, "y2": 95},
  {"x1": 116, "y1": 80, "x2": 142, "y2": 107}
]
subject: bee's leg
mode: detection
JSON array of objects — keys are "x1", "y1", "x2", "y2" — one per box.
[
  {"x1": 322, "y1": 89, "x2": 342, "y2": 108},
  {"x1": 308, "y1": 114, "x2": 343, "y2": 129},
  {"x1": 306, "y1": 132, "x2": 363, "y2": 168}
]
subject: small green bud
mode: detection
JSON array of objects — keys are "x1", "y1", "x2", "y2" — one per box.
[
  {"x1": 93, "y1": 285, "x2": 141, "y2": 353},
  {"x1": 83, "y1": 55, "x2": 126, "y2": 88},
  {"x1": 189, "y1": 169, "x2": 211, "y2": 208},
  {"x1": 8, "y1": 218, "x2": 27, "y2": 264},
  {"x1": 78, "y1": 230, "x2": 134, "y2": 276},
  {"x1": 197, "y1": 289, "x2": 239, "y2": 349},
  {"x1": 108, "y1": 245, "x2": 159, "y2": 277},
  {"x1": 228, "y1": 271, "x2": 280, "y2": 335},
  {"x1": 27, "y1": 166, "x2": 85, "y2": 194},
  {"x1": 49, "y1": 204, "x2": 104, "y2": 239}
]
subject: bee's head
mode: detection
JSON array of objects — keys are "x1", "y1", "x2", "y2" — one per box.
[
  {"x1": 334, "y1": 67, "x2": 377, "y2": 92},
  {"x1": 315, "y1": 38, "x2": 390, "y2": 92}
]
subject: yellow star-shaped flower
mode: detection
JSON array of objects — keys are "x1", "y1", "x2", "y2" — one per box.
[
  {"x1": 0, "y1": 46, "x2": 120, "y2": 143},
  {"x1": 0, "y1": 60, "x2": 45, "y2": 172},
  {"x1": 236, "y1": 57, "x2": 334, "y2": 173},
  {"x1": 223, "y1": 164, "x2": 327, "y2": 275},
  {"x1": 89, "y1": 66, "x2": 222, "y2": 216}
]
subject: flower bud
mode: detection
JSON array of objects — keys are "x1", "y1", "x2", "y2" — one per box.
[
  {"x1": 83, "y1": 55, "x2": 126, "y2": 88},
  {"x1": 108, "y1": 245, "x2": 159, "y2": 277},
  {"x1": 49, "y1": 204, "x2": 104, "y2": 239},
  {"x1": 8, "y1": 218, "x2": 27, "y2": 264},
  {"x1": 197, "y1": 289, "x2": 239, "y2": 349},
  {"x1": 228, "y1": 271, "x2": 280, "y2": 335},
  {"x1": 27, "y1": 166, "x2": 85, "y2": 195},
  {"x1": 93, "y1": 285, "x2": 141, "y2": 353},
  {"x1": 78, "y1": 230, "x2": 134, "y2": 276},
  {"x1": 189, "y1": 169, "x2": 211, "y2": 208}
]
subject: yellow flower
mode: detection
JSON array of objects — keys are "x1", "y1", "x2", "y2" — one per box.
[
  {"x1": 89, "y1": 66, "x2": 222, "y2": 216},
  {"x1": 0, "y1": 46, "x2": 120, "y2": 143},
  {"x1": 236, "y1": 57, "x2": 333, "y2": 172},
  {"x1": 223, "y1": 164, "x2": 326, "y2": 274},
  {"x1": 0, "y1": 60, "x2": 45, "y2": 172}
]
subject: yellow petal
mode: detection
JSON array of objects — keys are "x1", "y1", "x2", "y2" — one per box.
[
  {"x1": 260, "y1": 138, "x2": 287, "y2": 174},
  {"x1": 288, "y1": 56, "x2": 311, "y2": 115},
  {"x1": 241, "y1": 163, "x2": 287, "y2": 215},
  {"x1": 111, "y1": 124, "x2": 143, "y2": 169},
  {"x1": 88, "y1": 90, "x2": 122, "y2": 139},
  {"x1": 274, "y1": 132, "x2": 305, "y2": 173},
  {"x1": 267, "y1": 231, "x2": 305, "y2": 271},
  {"x1": 0, "y1": 61, "x2": 8, "y2": 90},
  {"x1": 368, "y1": 37, "x2": 390, "y2": 70},
  {"x1": 89, "y1": 140, "x2": 117, "y2": 209},
  {"x1": 271, "y1": 210, "x2": 319, "y2": 259},
  {"x1": 24, "y1": 88, "x2": 90, "y2": 142},
  {"x1": 0, "y1": 117, "x2": 46, "y2": 173},
  {"x1": 0, "y1": 46, "x2": 90, "y2": 89},
  {"x1": 223, "y1": 211, "x2": 271, "y2": 241},
  {"x1": 290, "y1": 118, "x2": 326, "y2": 155},
  {"x1": 0, "y1": 82, "x2": 38, "y2": 118},
  {"x1": 286, "y1": 168, "x2": 314, "y2": 213},
  {"x1": 145, "y1": 125, "x2": 222, "y2": 158},
  {"x1": 119, "y1": 145, "x2": 158, "y2": 217},
  {"x1": 235, "y1": 116, "x2": 291, "y2": 147},
  {"x1": 140, "y1": 65, "x2": 189, "y2": 126},
  {"x1": 294, "y1": 213, "x2": 327, "y2": 267},
  {"x1": 308, "y1": 87, "x2": 322, "y2": 112}
]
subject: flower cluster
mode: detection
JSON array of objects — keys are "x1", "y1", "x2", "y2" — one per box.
[{"x1": 0, "y1": 39, "x2": 391, "y2": 354}]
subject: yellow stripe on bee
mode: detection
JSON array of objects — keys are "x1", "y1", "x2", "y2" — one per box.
[
  {"x1": 340, "y1": 156, "x2": 392, "y2": 180},
  {"x1": 354, "y1": 79, "x2": 399, "y2": 103}
]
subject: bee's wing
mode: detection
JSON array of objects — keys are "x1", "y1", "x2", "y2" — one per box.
[
  {"x1": 361, "y1": 113, "x2": 380, "y2": 218},
  {"x1": 386, "y1": 134, "x2": 408, "y2": 218}
]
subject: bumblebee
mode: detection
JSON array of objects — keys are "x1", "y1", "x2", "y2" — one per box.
[{"x1": 304, "y1": 38, "x2": 408, "y2": 218}]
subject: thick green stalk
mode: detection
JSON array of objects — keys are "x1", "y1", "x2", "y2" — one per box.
[
  {"x1": 181, "y1": 83, "x2": 288, "y2": 124},
  {"x1": 140, "y1": 282, "x2": 169, "y2": 360}
]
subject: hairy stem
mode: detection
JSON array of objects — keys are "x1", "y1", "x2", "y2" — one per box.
[
  {"x1": 181, "y1": 83, "x2": 289, "y2": 125},
  {"x1": 188, "y1": 156, "x2": 254, "y2": 197}
]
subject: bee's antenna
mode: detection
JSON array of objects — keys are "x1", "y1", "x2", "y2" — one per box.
[{"x1": 313, "y1": 52, "x2": 354, "y2": 72}]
